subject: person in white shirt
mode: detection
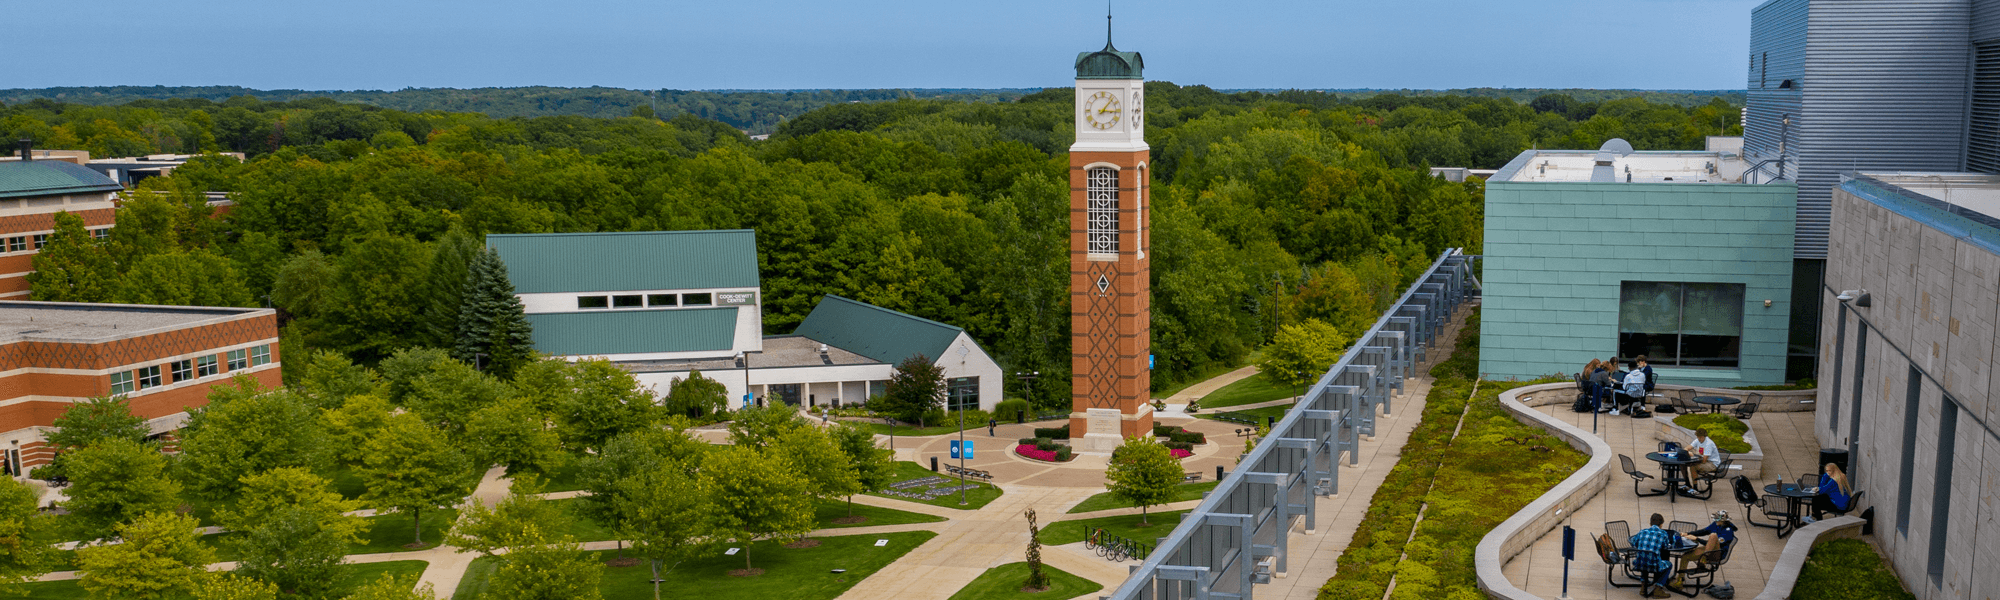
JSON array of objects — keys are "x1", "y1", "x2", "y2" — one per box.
[
  {"x1": 1684, "y1": 428, "x2": 1721, "y2": 493},
  {"x1": 1609, "y1": 360, "x2": 1648, "y2": 415}
]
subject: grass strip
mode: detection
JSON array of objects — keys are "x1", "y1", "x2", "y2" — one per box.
[
  {"x1": 1040, "y1": 509, "x2": 1193, "y2": 547},
  {"x1": 1792, "y1": 538, "x2": 1915, "y2": 600},
  {"x1": 1066, "y1": 481, "x2": 1217, "y2": 514},
  {"x1": 945, "y1": 561, "x2": 1104, "y2": 600}
]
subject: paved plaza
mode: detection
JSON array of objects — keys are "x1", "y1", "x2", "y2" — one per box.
[{"x1": 1500, "y1": 403, "x2": 1825, "y2": 599}]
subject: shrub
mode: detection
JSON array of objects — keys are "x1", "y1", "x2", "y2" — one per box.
[
  {"x1": 1162, "y1": 440, "x2": 1193, "y2": 451},
  {"x1": 995, "y1": 399, "x2": 1032, "y2": 423},
  {"x1": 1056, "y1": 446, "x2": 1073, "y2": 461},
  {"x1": 1169, "y1": 431, "x2": 1206, "y2": 445},
  {"x1": 1034, "y1": 425, "x2": 1070, "y2": 439},
  {"x1": 1672, "y1": 413, "x2": 1752, "y2": 454},
  {"x1": 1034, "y1": 439, "x2": 1060, "y2": 452},
  {"x1": 1152, "y1": 424, "x2": 1181, "y2": 437},
  {"x1": 1018, "y1": 444, "x2": 1070, "y2": 463},
  {"x1": 1018, "y1": 437, "x2": 1043, "y2": 446}
]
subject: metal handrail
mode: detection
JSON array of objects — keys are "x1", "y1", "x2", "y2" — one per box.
[{"x1": 1104, "y1": 248, "x2": 1478, "y2": 600}]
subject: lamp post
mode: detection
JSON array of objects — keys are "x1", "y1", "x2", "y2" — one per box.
[
  {"x1": 957, "y1": 393, "x2": 968, "y2": 506},
  {"x1": 1014, "y1": 370, "x2": 1039, "y2": 422},
  {"x1": 736, "y1": 352, "x2": 751, "y2": 410}
]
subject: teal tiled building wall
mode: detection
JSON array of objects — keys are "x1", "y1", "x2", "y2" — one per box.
[{"x1": 1479, "y1": 179, "x2": 1798, "y2": 387}]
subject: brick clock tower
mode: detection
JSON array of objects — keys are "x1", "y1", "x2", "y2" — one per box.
[{"x1": 1068, "y1": 22, "x2": 1153, "y2": 454}]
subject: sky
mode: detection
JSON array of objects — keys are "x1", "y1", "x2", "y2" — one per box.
[{"x1": 6, "y1": 0, "x2": 1766, "y2": 91}]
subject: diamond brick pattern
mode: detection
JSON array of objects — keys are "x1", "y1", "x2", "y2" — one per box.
[
  {"x1": 0, "y1": 207, "x2": 116, "y2": 237},
  {"x1": 1081, "y1": 262, "x2": 1119, "y2": 409},
  {"x1": 0, "y1": 315, "x2": 277, "y2": 372}
]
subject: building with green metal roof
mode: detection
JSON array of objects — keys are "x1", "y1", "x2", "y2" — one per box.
[
  {"x1": 0, "y1": 156, "x2": 123, "y2": 299},
  {"x1": 489, "y1": 231, "x2": 1001, "y2": 412}
]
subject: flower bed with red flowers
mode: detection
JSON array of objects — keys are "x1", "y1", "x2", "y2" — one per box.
[
  {"x1": 1170, "y1": 448, "x2": 1193, "y2": 460},
  {"x1": 1016, "y1": 444, "x2": 1073, "y2": 462}
]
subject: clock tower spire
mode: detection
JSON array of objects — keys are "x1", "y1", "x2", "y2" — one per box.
[{"x1": 1068, "y1": 22, "x2": 1151, "y2": 453}]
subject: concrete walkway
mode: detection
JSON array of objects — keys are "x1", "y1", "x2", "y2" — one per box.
[{"x1": 835, "y1": 484, "x2": 1102, "y2": 600}]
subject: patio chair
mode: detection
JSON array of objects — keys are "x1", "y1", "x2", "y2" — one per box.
[
  {"x1": 1732, "y1": 402, "x2": 1760, "y2": 419},
  {"x1": 1621, "y1": 454, "x2": 1664, "y2": 497},
  {"x1": 1677, "y1": 537, "x2": 1736, "y2": 594},
  {"x1": 1824, "y1": 490, "x2": 1865, "y2": 518},
  {"x1": 1685, "y1": 453, "x2": 1732, "y2": 500},
  {"x1": 1733, "y1": 475, "x2": 1783, "y2": 529},
  {"x1": 1670, "y1": 390, "x2": 1698, "y2": 414},
  {"x1": 1603, "y1": 521, "x2": 1643, "y2": 588}
]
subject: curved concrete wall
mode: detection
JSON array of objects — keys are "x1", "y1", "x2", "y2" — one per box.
[{"x1": 1474, "y1": 382, "x2": 1614, "y2": 600}]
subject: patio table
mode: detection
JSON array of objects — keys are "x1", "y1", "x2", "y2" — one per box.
[
  {"x1": 1693, "y1": 396, "x2": 1741, "y2": 414},
  {"x1": 1647, "y1": 451, "x2": 1703, "y2": 503},
  {"x1": 1764, "y1": 482, "x2": 1818, "y2": 538}
]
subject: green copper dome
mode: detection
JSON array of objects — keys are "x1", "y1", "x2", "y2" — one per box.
[{"x1": 1075, "y1": 16, "x2": 1142, "y2": 79}]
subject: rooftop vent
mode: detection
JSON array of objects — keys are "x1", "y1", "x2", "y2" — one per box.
[
  {"x1": 1591, "y1": 138, "x2": 1634, "y2": 183},
  {"x1": 16, "y1": 139, "x2": 30, "y2": 162}
]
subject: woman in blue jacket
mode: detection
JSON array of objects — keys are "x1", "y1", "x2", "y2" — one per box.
[{"x1": 1809, "y1": 462, "x2": 1853, "y2": 521}]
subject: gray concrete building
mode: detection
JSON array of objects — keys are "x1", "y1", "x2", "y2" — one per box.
[{"x1": 1818, "y1": 172, "x2": 2000, "y2": 600}]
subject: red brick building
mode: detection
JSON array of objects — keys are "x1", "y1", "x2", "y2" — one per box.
[
  {"x1": 0, "y1": 301, "x2": 281, "y2": 475},
  {"x1": 0, "y1": 156, "x2": 122, "y2": 300}
]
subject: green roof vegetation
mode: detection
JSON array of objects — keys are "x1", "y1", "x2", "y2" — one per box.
[
  {"x1": 524, "y1": 308, "x2": 737, "y2": 356},
  {"x1": 0, "y1": 161, "x2": 122, "y2": 198},
  {"x1": 487, "y1": 230, "x2": 760, "y2": 294},
  {"x1": 793, "y1": 295, "x2": 966, "y2": 365}
]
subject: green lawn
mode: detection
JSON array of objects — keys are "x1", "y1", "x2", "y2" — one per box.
[
  {"x1": 1153, "y1": 359, "x2": 1252, "y2": 399},
  {"x1": 1794, "y1": 539, "x2": 1915, "y2": 600},
  {"x1": 15, "y1": 560, "x2": 427, "y2": 598},
  {"x1": 1197, "y1": 404, "x2": 1290, "y2": 424},
  {"x1": 946, "y1": 561, "x2": 1103, "y2": 600},
  {"x1": 1066, "y1": 481, "x2": 1217, "y2": 514},
  {"x1": 863, "y1": 461, "x2": 1003, "y2": 510},
  {"x1": 814, "y1": 498, "x2": 947, "y2": 528},
  {"x1": 1040, "y1": 509, "x2": 1192, "y2": 546},
  {"x1": 456, "y1": 532, "x2": 938, "y2": 600},
  {"x1": 202, "y1": 509, "x2": 460, "y2": 559},
  {"x1": 1195, "y1": 372, "x2": 1298, "y2": 409},
  {"x1": 533, "y1": 462, "x2": 589, "y2": 493},
  {"x1": 329, "y1": 464, "x2": 368, "y2": 502},
  {"x1": 847, "y1": 421, "x2": 977, "y2": 437}
]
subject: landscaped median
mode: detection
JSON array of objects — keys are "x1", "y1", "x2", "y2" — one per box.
[
  {"x1": 1316, "y1": 309, "x2": 1593, "y2": 600},
  {"x1": 454, "y1": 531, "x2": 936, "y2": 600},
  {"x1": 946, "y1": 562, "x2": 1103, "y2": 600},
  {"x1": 864, "y1": 461, "x2": 1003, "y2": 509}
]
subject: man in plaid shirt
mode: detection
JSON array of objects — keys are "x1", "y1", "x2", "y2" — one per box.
[{"x1": 1628, "y1": 513, "x2": 1676, "y2": 592}]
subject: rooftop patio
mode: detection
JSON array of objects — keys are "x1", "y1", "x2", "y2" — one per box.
[{"x1": 1499, "y1": 398, "x2": 1825, "y2": 599}]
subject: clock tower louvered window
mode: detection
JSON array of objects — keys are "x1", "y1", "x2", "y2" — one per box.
[{"x1": 1087, "y1": 167, "x2": 1119, "y2": 254}]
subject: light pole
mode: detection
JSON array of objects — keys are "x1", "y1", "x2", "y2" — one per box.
[
  {"x1": 736, "y1": 352, "x2": 751, "y2": 410},
  {"x1": 955, "y1": 387, "x2": 968, "y2": 506},
  {"x1": 1013, "y1": 370, "x2": 1040, "y2": 422}
]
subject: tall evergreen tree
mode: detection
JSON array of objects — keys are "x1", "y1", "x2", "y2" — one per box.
[
  {"x1": 420, "y1": 226, "x2": 481, "y2": 348},
  {"x1": 453, "y1": 248, "x2": 534, "y2": 377},
  {"x1": 25, "y1": 211, "x2": 114, "y2": 303}
]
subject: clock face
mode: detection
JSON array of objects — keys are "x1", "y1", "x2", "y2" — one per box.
[{"x1": 1083, "y1": 90, "x2": 1122, "y2": 130}]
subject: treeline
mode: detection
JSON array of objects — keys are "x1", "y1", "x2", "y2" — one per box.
[
  {"x1": 0, "y1": 86, "x2": 1039, "y2": 134},
  {"x1": 20, "y1": 83, "x2": 1740, "y2": 403}
]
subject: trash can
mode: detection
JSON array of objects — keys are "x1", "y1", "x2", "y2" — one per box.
[
  {"x1": 1818, "y1": 448, "x2": 1849, "y2": 473},
  {"x1": 930, "y1": 456, "x2": 939, "y2": 472}
]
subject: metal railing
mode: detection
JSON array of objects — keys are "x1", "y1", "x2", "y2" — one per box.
[{"x1": 1104, "y1": 248, "x2": 1479, "y2": 600}]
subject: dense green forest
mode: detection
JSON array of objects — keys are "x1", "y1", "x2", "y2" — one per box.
[
  {"x1": 10, "y1": 84, "x2": 1742, "y2": 405},
  {"x1": 0, "y1": 85, "x2": 1738, "y2": 135}
]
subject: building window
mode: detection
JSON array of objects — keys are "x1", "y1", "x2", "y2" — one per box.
[
  {"x1": 1927, "y1": 400, "x2": 1959, "y2": 584},
  {"x1": 683, "y1": 293, "x2": 712, "y2": 306},
  {"x1": 31, "y1": 234, "x2": 47, "y2": 250},
  {"x1": 197, "y1": 354, "x2": 219, "y2": 377},
  {"x1": 170, "y1": 359, "x2": 194, "y2": 382},
  {"x1": 251, "y1": 345, "x2": 271, "y2": 366},
  {"x1": 867, "y1": 380, "x2": 888, "y2": 400},
  {"x1": 136, "y1": 366, "x2": 162, "y2": 390},
  {"x1": 1618, "y1": 281, "x2": 1745, "y2": 367},
  {"x1": 90, "y1": 228, "x2": 109, "y2": 240},
  {"x1": 577, "y1": 296, "x2": 609, "y2": 310},
  {"x1": 4, "y1": 237, "x2": 22, "y2": 252},
  {"x1": 1087, "y1": 167, "x2": 1119, "y2": 254},
  {"x1": 1898, "y1": 365, "x2": 1921, "y2": 534},
  {"x1": 1969, "y1": 40, "x2": 2000, "y2": 173},
  {"x1": 612, "y1": 295, "x2": 643, "y2": 308},
  {"x1": 947, "y1": 377, "x2": 980, "y2": 412},
  {"x1": 110, "y1": 371, "x2": 134, "y2": 395},
  {"x1": 647, "y1": 294, "x2": 677, "y2": 307},
  {"x1": 227, "y1": 349, "x2": 248, "y2": 371}
]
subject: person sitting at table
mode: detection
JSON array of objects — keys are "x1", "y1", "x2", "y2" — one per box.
[
  {"x1": 1628, "y1": 513, "x2": 1678, "y2": 592},
  {"x1": 1581, "y1": 358, "x2": 1603, "y2": 410},
  {"x1": 1614, "y1": 360, "x2": 1648, "y2": 415},
  {"x1": 1806, "y1": 462, "x2": 1853, "y2": 522},
  {"x1": 1673, "y1": 511, "x2": 1738, "y2": 580},
  {"x1": 1679, "y1": 428, "x2": 1721, "y2": 494},
  {"x1": 1636, "y1": 355, "x2": 1657, "y2": 392},
  {"x1": 1588, "y1": 360, "x2": 1616, "y2": 412}
]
